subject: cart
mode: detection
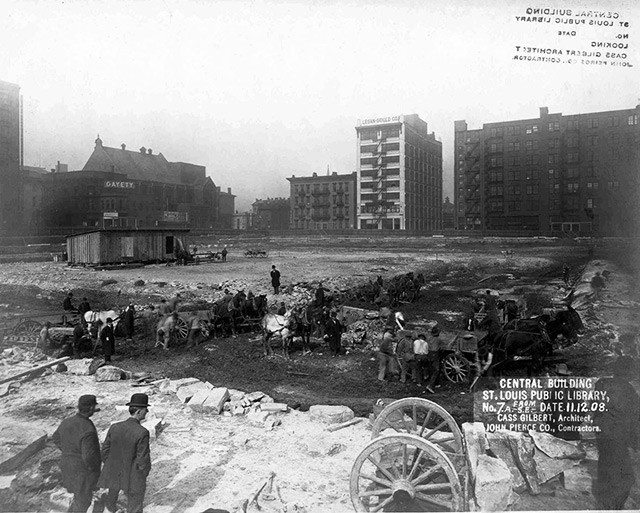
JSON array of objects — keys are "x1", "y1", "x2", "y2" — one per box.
[
  {"x1": 440, "y1": 331, "x2": 484, "y2": 384},
  {"x1": 1, "y1": 311, "x2": 83, "y2": 343},
  {"x1": 244, "y1": 249, "x2": 268, "y2": 258},
  {"x1": 350, "y1": 398, "x2": 468, "y2": 511}
]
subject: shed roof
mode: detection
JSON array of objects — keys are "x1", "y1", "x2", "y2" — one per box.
[{"x1": 66, "y1": 228, "x2": 190, "y2": 239}]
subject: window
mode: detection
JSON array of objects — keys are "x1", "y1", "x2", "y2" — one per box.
[
  {"x1": 526, "y1": 184, "x2": 539, "y2": 194},
  {"x1": 525, "y1": 140, "x2": 539, "y2": 151},
  {"x1": 507, "y1": 141, "x2": 521, "y2": 152},
  {"x1": 508, "y1": 201, "x2": 521, "y2": 211},
  {"x1": 628, "y1": 114, "x2": 639, "y2": 125},
  {"x1": 489, "y1": 157, "x2": 503, "y2": 167},
  {"x1": 587, "y1": 198, "x2": 595, "y2": 208},
  {"x1": 567, "y1": 183, "x2": 579, "y2": 193},
  {"x1": 524, "y1": 155, "x2": 537, "y2": 164},
  {"x1": 488, "y1": 200, "x2": 503, "y2": 211},
  {"x1": 489, "y1": 185, "x2": 503, "y2": 196},
  {"x1": 567, "y1": 152, "x2": 579, "y2": 163},
  {"x1": 549, "y1": 138, "x2": 560, "y2": 149},
  {"x1": 567, "y1": 119, "x2": 579, "y2": 130},
  {"x1": 507, "y1": 156, "x2": 520, "y2": 166},
  {"x1": 549, "y1": 183, "x2": 560, "y2": 194},
  {"x1": 566, "y1": 168, "x2": 579, "y2": 178},
  {"x1": 506, "y1": 169, "x2": 520, "y2": 180},
  {"x1": 548, "y1": 121, "x2": 560, "y2": 132},
  {"x1": 608, "y1": 116, "x2": 619, "y2": 127},
  {"x1": 490, "y1": 127, "x2": 503, "y2": 137},
  {"x1": 607, "y1": 181, "x2": 619, "y2": 189},
  {"x1": 587, "y1": 135, "x2": 598, "y2": 146},
  {"x1": 587, "y1": 118, "x2": 599, "y2": 128},
  {"x1": 525, "y1": 125, "x2": 538, "y2": 134},
  {"x1": 525, "y1": 169, "x2": 539, "y2": 180},
  {"x1": 567, "y1": 135, "x2": 579, "y2": 147},
  {"x1": 587, "y1": 181, "x2": 599, "y2": 190},
  {"x1": 490, "y1": 142, "x2": 503, "y2": 152},
  {"x1": 507, "y1": 185, "x2": 521, "y2": 195},
  {"x1": 548, "y1": 154, "x2": 559, "y2": 164},
  {"x1": 489, "y1": 171, "x2": 503, "y2": 182},
  {"x1": 548, "y1": 168, "x2": 556, "y2": 177}
]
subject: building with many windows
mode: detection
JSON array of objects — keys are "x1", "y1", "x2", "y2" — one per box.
[
  {"x1": 0, "y1": 80, "x2": 22, "y2": 235},
  {"x1": 38, "y1": 137, "x2": 229, "y2": 233},
  {"x1": 252, "y1": 198, "x2": 290, "y2": 230},
  {"x1": 355, "y1": 114, "x2": 442, "y2": 231},
  {"x1": 455, "y1": 105, "x2": 640, "y2": 235},
  {"x1": 287, "y1": 172, "x2": 356, "y2": 230}
]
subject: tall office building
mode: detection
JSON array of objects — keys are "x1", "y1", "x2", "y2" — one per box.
[
  {"x1": 0, "y1": 80, "x2": 22, "y2": 235},
  {"x1": 355, "y1": 114, "x2": 442, "y2": 231},
  {"x1": 454, "y1": 105, "x2": 640, "y2": 235}
]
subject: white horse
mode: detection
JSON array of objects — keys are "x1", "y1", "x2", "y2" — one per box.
[
  {"x1": 261, "y1": 311, "x2": 293, "y2": 357},
  {"x1": 84, "y1": 309, "x2": 121, "y2": 336}
]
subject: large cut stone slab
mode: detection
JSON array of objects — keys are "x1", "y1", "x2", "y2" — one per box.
[
  {"x1": 176, "y1": 381, "x2": 213, "y2": 403},
  {"x1": 309, "y1": 405, "x2": 354, "y2": 424},
  {"x1": 64, "y1": 358, "x2": 94, "y2": 375},
  {"x1": 534, "y1": 449, "x2": 580, "y2": 484},
  {"x1": 201, "y1": 387, "x2": 230, "y2": 414},
  {"x1": 168, "y1": 377, "x2": 201, "y2": 393},
  {"x1": 462, "y1": 422, "x2": 488, "y2": 481},
  {"x1": 506, "y1": 431, "x2": 540, "y2": 495},
  {"x1": 0, "y1": 422, "x2": 48, "y2": 474},
  {"x1": 487, "y1": 431, "x2": 527, "y2": 492},
  {"x1": 474, "y1": 454, "x2": 513, "y2": 512},
  {"x1": 529, "y1": 431, "x2": 586, "y2": 460},
  {"x1": 94, "y1": 365, "x2": 127, "y2": 382}
]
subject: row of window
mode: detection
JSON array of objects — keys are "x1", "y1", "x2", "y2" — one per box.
[
  {"x1": 293, "y1": 184, "x2": 351, "y2": 194},
  {"x1": 485, "y1": 115, "x2": 638, "y2": 138}
]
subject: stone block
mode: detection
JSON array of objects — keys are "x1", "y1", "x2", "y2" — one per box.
[
  {"x1": 462, "y1": 422, "x2": 488, "y2": 480},
  {"x1": 563, "y1": 465, "x2": 593, "y2": 492},
  {"x1": 169, "y1": 377, "x2": 201, "y2": 393},
  {"x1": 308, "y1": 405, "x2": 353, "y2": 424},
  {"x1": 141, "y1": 416, "x2": 163, "y2": 439},
  {"x1": 487, "y1": 432, "x2": 527, "y2": 492},
  {"x1": 63, "y1": 358, "x2": 94, "y2": 375},
  {"x1": 187, "y1": 388, "x2": 212, "y2": 407},
  {"x1": 534, "y1": 449, "x2": 579, "y2": 484},
  {"x1": 246, "y1": 391, "x2": 266, "y2": 402},
  {"x1": 48, "y1": 488, "x2": 74, "y2": 511},
  {"x1": 474, "y1": 454, "x2": 513, "y2": 512},
  {"x1": 0, "y1": 422, "x2": 47, "y2": 474},
  {"x1": 528, "y1": 430, "x2": 586, "y2": 460},
  {"x1": 260, "y1": 403, "x2": 289, "y2": 413},
  {"x1": 176, "y1": 381, "x2": 212, "y2": 403},
  {"x1": 94, "y1": 365, "x2": 126, "y2": 382},
  {"x1": 201, "y1": 387, "x2": 230, "y2": 414},
  {"x1": 506, "y1": 431, "x2": 539, "y2": 495}
]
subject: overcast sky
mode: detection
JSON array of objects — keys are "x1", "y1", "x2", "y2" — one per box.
[{"x1": 3, "y1": 0, "x2": 638, "y2": 211}]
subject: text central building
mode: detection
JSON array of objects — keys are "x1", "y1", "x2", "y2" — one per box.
[{"x1": 355, "y1": 114, "x2": 442, "y2": 231}]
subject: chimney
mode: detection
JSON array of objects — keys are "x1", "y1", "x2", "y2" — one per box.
[
  {"x1": 540, "y1": 107, "x2": 549, "y2": 117},
  {"x1": 121, "y1": 143, "x2": 126, "y2": 150},
  {"x1": 139, "y1": 147, "x2": 146, "y2": 154},
  {"x1": 147, "y1": 148, "x2": 152, "y2": 155},
  {"x1": 227, "y1": 187, "x2": 231, "y2": 194}
]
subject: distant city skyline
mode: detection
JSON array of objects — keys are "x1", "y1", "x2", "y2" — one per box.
[{"x1": 2, "y1": 0, "x2": 638, "y2": 211}]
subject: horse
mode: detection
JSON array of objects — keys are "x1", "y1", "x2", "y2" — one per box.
[
  {"x1": 290, "y1": 303, "x2": 325, "y2": 354},
  {"x1": 243, "y1": 293, "x2": 268, "y2": 321},
  {"x1": 210, "y1": 299, "x2": 235, "y2": 338},
  {"x1": 261, "y1": 311, "x2": 293, "y2": 357},
  {"x1": 84, "y1": 309, "x2": 121, "y2": 335},
  {"x1": 484, "y1": 329, "x2": 552, "y2": 377}
]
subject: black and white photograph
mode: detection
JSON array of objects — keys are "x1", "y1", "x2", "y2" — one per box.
[{"x1": 0, "y1": 0, "x2": 639, "y2": 511}]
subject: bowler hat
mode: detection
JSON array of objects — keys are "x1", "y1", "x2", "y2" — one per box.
[
  {"x1": 78, "y1": 394, "x2": 100, "y2": 411},
  {"x1": 431, "y1": 326, "x2": 440, "y2": 336},
  {"x1": 126, "y1": 393, "x2": 151, "y2": 408}
]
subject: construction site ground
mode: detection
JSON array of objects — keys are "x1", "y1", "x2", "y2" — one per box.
[{"x1": 0, "y1": 235, "x2": 638, "y2": 512}]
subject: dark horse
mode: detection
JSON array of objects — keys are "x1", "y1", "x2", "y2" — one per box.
[
  {"x1": 504, "y1": 306, "x2": 583, "y2": 346},
  {"x1": 290, "y1": 303, "x2": 325, "y2": 354},
  {"x1": 481, "y1": 329, "x2": 553, "y2": 377}
]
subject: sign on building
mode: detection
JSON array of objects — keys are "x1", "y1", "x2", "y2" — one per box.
[
  {"x1": 104, "y1": 181, "x2": 135, "y2": 189},
  {"x1": 163, "y1": 211, "x2": 188, "y2": 222},
  {"x1": 103, "y1": 211, "x2": 119, "y2": 219}
]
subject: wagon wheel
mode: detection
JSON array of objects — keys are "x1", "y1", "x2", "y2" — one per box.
[
  {"x1": 371, "y1": 398, "x2": 465, "y2": 473},
  {"x1": 198, "y1": 319, "x2": 210, "y2": 339},
  {"x1": 13, "y1": 319, "x2": 43, "y2": 336},
  {"x1": 442, "y1": 353, "x2": 471, "y2": 384},
  {"x1": 174, "y1": 317, "x2": 189, "y2": 341},
  {"x1": 350, "y1": 433, "x2": 463, "y2": 512}
]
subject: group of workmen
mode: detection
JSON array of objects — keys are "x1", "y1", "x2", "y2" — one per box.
[{"x1": 52, "y1": 392, "x2": 152, "y2": 513}]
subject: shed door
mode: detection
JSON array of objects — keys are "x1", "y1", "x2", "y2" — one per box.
[{"x1": 122, "y1": 237, "x2": 134, "y2": 258}]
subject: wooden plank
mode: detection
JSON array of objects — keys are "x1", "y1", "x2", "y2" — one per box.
[{"x1": 0, "y1": 357, "x2": 71, "y2": 385}]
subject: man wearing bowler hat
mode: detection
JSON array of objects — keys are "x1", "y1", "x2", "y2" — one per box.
[
  {"x1": 51, "y1": 395, "x2": 102, "y2": 512},
  {"x1": 98, "y1": 393, "x2": 151, "y2": 513}
]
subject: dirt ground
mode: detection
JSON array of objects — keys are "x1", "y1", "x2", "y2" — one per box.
[{"x1": 0, "y1": 235, "x2": 639, "y2": 512}]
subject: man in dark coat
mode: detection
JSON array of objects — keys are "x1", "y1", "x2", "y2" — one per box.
[
  {"x1": 78, "y1": 297, "x2": 92, "y2": 316},
  {"x1": 593, "y1": 356, "x2": 640, "y2": 509},
  {"x1": 123, "y1": 304, "x2": 135, "y2": 341},
  {"x1": 73, "y1": 321, "x2": 89, "y2": 358},
  {"x1": 63, "y1": 292, "x2": 76, "y2": 312},
  {"x1": 324, "y1": 310, "x2": 343, "y2": 356},
  {"x1": 98, "y1": 393, "x2": 152, "y2": 513},
  {"x1": 100, "y1": 318, "x2": 115, "y2": 362},
  {"x1": 51, "y1": 395, "x2": 101, "y2": 513},
  {"x1": 270, "y1": 265, "x2": 281, "y2": 294},
  {"x1": 221, "y1": 246, "x2": 228, "y2": 262}
]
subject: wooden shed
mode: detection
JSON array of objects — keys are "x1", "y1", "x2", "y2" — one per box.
[{"x1": 66, "y1": 228, "x2": 191, "y2": 265}]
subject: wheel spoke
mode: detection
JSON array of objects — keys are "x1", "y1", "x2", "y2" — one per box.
[
  {"x1": 414, "y1": 483, "x2": 453, "y2": 493},
  {"x1": 412, "y1": 404, "x2": 418, "y2": 431},
  {"x1": 358, "y1": 472, "x2": 393, "y2": 489},
  {"x1": 366, "y1": 455, "x2": 396, "y2": 483},
  {"x1": 402, "y1": 444, "x2": 408, "y2": 478},
  {"x1": 358, "y1": 488, "x2": 393, "y2": 498},
  {"x1": 418, "y1": 409, "x2": 433, "y2": 437},
  {"x1": 415, "y1": 492, "x2": 453, "y2": 510},
  {"x1": 407, "y1": 449, "x2": 425, "y2": 481},
  {"x1": 424, "y1": 420, "x2": 448, "y2": 440},
  {"x1": 371, "y1": 495, "x2": 395, "y2": 513},
  {"x1": 411, "y1": 463, "x2": 444, "y2": 486},
  {"x1": 402, "y1": 409, "x2": 414, "y2": 434}
]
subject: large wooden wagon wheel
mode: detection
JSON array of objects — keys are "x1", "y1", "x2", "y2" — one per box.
[
  {"x1": 198, "y1": 319, "x2": 210, "y2": 339},
  {"x1": 442, "y1": 353, "x2": 471, "y2": 384},
  {"x1": 350, "y1": 433, "x2": 463, "y2": 512},
  {"x1": 174, "y1": 317, "x2": 189, "y2": 341},
  {"x1": 371, "y1": 398, "x2": 465, "y2": 473},
  {"x1": 13, "y1": 319, "x2": 43, "y2": 336}
]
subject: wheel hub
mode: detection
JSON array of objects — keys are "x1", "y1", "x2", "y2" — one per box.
[{"x1": 391, "y1": 478, "x2": 416, "y2": 501}]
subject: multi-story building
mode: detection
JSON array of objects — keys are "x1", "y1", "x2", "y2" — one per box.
[
  {"x1": 217, "y1": 187, "x2": 236, "y2": 230},
  {"x1": 287, "y1": 172, "x2": 356, "y2": 230},
  {"x1": 355, "y1": 114, "x2": 442, "y2": 231},
  {"x1": 0, "y1": 80, "x2": 22, "y2": 235},
  {"x1": 251, "y1": 198, "x2": 289, "y2": 230},
  {"x1": 442, "y1": 197, "x2": 455, "y2": 230},
  {"x1": 39, "y1": 137, "x2": 227, "y2": 233},
  {"x1": 455, "y1": 105, "x2": 640, "y2": 235},
  {"x1": 231, "y1": 211, "x2": 254, "y2": 230},
  {"x1": 21, "y1": 165, "x2": 47, "y2": 234}
]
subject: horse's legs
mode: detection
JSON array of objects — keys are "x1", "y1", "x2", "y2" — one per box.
[{"x1": 263, "y1": 332, "x2": 273, "y2": 356}]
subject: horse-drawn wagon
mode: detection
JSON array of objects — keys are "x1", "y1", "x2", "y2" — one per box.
[
  {"x1": 1, "y1": 311, "x2": 84, "y2": 346},
  {"x1": 244, "y1": 248, "x2": 268, "y2": 258}
]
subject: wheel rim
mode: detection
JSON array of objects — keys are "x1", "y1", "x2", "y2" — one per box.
[
  {"x1": 198, "y1": 319, "x2": 210, "y2": 339},
  {"x1": 443, "y1": 354, "x2": 471, "y2": 384},
  {"x1": 175, "y1": 318, "x2": 189, "y2": 340},
  {"x1": 350, "y1": 433, "x2": 462, "y2": 512},
  {"x1": 371, "y1": 398, "x2": 465, "y2": 475},
  {"x1": 14, "y1": 320, "x2": 43, "y2": 336}
]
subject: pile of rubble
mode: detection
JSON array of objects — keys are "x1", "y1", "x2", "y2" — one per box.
[{"x1": 463, "y1": 422, "x2": 596, "y2": 510}]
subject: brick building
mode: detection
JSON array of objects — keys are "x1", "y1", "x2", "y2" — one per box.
[
  {"x1": 252, "y1": 198, "x2": 289, "y2": 230},
  {"x1": 40, "y1": 137, "x2": 227, "y2": 233},
  {"x1": 454, "y1": 105, "x2": 640, "y2": 235},
  {"x1": 287, "y1": 172, "x2": 356, "y2": 230},
  {"x1": 356, "y1": 114, "x2": 443, "y2": 231},
  {"x1": 0, "y1": 80, "x2": 22, "y2": 235}
]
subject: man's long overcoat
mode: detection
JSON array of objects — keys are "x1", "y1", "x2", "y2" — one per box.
[{"x1": 98, "y1": 418, "x2": 151, "y2": 494}]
